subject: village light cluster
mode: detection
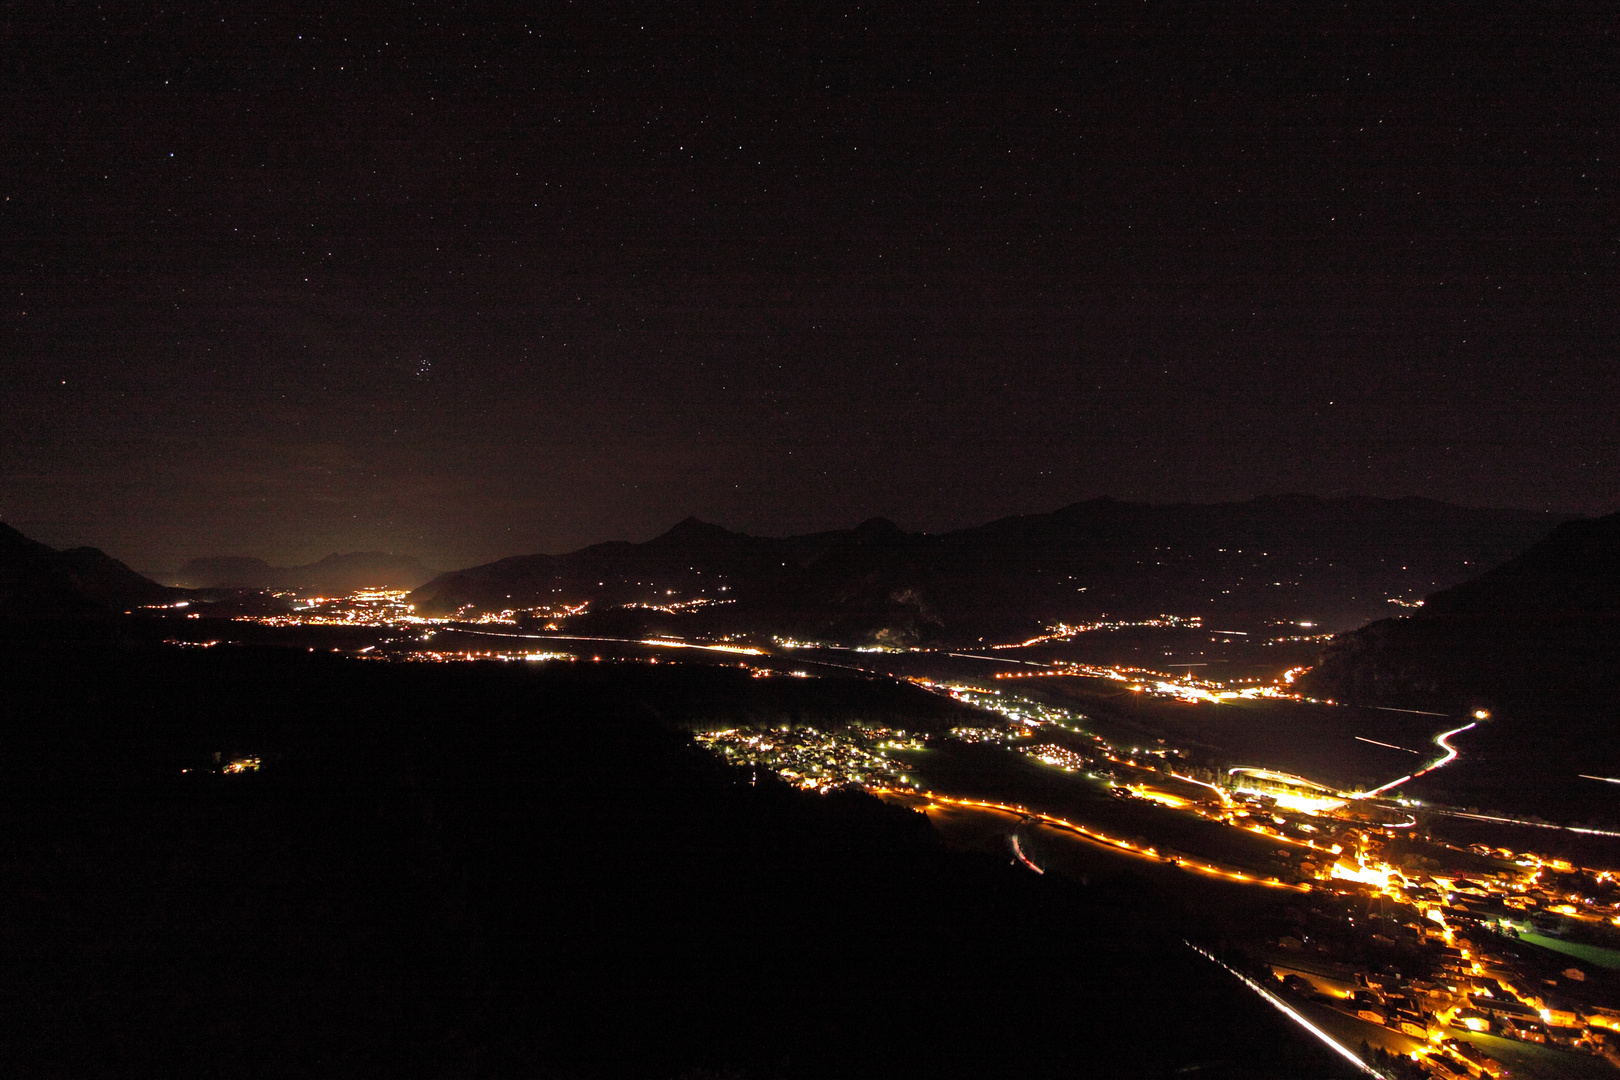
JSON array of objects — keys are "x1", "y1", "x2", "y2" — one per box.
[
  {"x1": 695, "y1": 726, "x2": 923, "y2": 793},
  {"x1": 1019, "y1": 742, "x2": 1092, "y2": 772}
]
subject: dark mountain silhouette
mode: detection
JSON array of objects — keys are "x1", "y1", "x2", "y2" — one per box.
[
  {"x1": 1302, "y1": 514, "x2": 1620, "y2": 718},
  {"x1": 1301, "y1": 511, "x2": 1620, "y2": 822},
  {"x1": 0, "y1": 523, "x2": 176, "y2": 614},
  {"x1": 1302, "y1": 510, "x2": 1620, "y2": 714},
  {"x1": 410, "y1": 496, "x2": 1563, "y2": 644},
  {"x1": 174, "y1": 551, "x2": 437, "y2": 592}
]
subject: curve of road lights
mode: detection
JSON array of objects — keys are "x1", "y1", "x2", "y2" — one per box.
[
  {"x1": 884, "y1": 789, "x2": 1313, "y2": 892},
  {"x1": 1225, "y1": 717, "x2": 1482, "y2": 816}
]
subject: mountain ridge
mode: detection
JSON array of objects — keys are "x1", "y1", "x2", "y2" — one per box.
[
  {"x1": 0, "y1": 523, "x2": 176, "y2": 615},
  {"x1": 408, "y1": 496, "x2": 1570, "y2": 644},
  {"x1": 1301, "y1": 510, "x2": 1620, "y2": 713}
]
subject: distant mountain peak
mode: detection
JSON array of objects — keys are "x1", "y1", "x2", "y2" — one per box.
[
  {"x1": 651, "y1": 517, "x2": 745, "y2": 545},
  {"x1": 1055, "y1": 495, "x2": 1122, "y2": 513},
  {"x1": 1249, "y1": 492, "x2": 1323, "y2": 508}
]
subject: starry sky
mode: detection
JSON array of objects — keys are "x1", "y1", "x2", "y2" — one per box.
[{"x1": 3, "y1": 4, "x2": 1616, "y2": 572}]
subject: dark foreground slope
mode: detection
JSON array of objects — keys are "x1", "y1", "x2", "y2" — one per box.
[
  {"x1": 411, "y1": 495, "x2": 1559, "y2": 643},
  {"x1": 1302, "y1": 511, "x2": 1620, "y2": 822},
  {"x1": 0, "y1": 626, "x2": 1356, "y2": 1080},
  {"x1": 0, "y1": 523, "x2": 174, "y2": 614}
]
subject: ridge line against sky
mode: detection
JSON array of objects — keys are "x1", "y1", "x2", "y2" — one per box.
[{"x1": 3, "y1": 492, "x2": 1580, "y2": 578}]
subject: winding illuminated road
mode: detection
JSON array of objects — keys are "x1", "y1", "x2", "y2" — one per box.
[{"x1": 1358, "y1": 720, "x2": 1475, "y2": 798}]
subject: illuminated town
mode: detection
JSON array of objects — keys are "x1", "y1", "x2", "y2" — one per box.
[{"x1": 238, "y1": 588, "x2": 423, "y2": 628}]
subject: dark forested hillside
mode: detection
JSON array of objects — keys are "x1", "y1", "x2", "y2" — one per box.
[
  {"x1": 1303, "y1": 511, "x2": 1620, "y2": 715},
  {"x1": 1302, "y1": 511, "x2": 1620, "y2": 823}
]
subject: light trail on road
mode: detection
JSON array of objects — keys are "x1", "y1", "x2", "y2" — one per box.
[
  {"x1": 1433, "y1": 808, "x2": 1620, "y2": 839},
  {"x1": 1185, "y1": 942, "x2": 1381, "y2": 1077},
  {"x1": 1359, "y1": 774, "x2": 1412, "y2": 798},
  {"x1": 946, "y1": 652, "x2": 1040, "y2": 665},
  {"x1": 1355, "y1": 736, "x2": 1419, "y2": 754},
  {"x1": 1170, "y1": 772, "x2": 1233, "y2": 805},
  {"x1": 1420, "y1": 722, "x2": 1476, "y2": 773},
  {"x1": 1009, "y1": 831, "x2": 1044, "y2": 874}
]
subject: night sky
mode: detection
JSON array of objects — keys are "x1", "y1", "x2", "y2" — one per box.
[{"x1": 3, "y1": 5, "x2": 1616, "y2": 572}]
